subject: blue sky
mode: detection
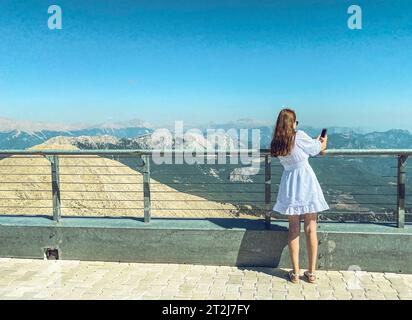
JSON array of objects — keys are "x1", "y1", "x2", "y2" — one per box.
[{"x1": 0, "y1": 0, "x2": 411, "y2": 130}]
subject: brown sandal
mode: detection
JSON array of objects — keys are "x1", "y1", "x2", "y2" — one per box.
[
  {"x1": 288, "y1": 270, "x2": 300, "y2": 284},
  {"x1": 304, "y1": 271, "x2": 316, "y2": 284}
]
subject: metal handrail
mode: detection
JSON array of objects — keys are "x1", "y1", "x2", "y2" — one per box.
[{"x1": 0, "y1": 149, "x2": 409, "y2": 228}]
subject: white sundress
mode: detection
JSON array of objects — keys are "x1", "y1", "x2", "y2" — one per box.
[{"x1": 273, "y1": 130, "x2": 329, "y2": 215}]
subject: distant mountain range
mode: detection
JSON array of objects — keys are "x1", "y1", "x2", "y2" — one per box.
[
  {"x1": 28, "y1": 128, "x2": 412, "y2": 152},
  {"x1": 0, "y1": 116, "x2": 411, "y2": 150},
  {"x1": 0, "y1": 117, "x2": 152, "y2": 149},
  {"x1": 258, "y1": 127, "x2": 412, "y2": 150}
]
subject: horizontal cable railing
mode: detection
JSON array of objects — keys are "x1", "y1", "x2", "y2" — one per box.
[{"x1": 0, "y1": 149, "x2": 410, "y2": 228}]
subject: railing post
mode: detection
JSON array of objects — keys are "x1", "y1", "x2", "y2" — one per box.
[
  {"x1": 142, "y1": 154, "x2": 151, "y2": 223},
  {"x1": 51, "y1": 155, "x2": 61, "y2": 222},
  {"x1": 397, "y1": 155, "x2": 408, "y2": 228},
  {"x1": 264, "y1": 154, "x2": 272, "y2": 229}
]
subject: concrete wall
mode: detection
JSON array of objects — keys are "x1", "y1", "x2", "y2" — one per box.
[{"x1": 0, "y1": 216, "x2": 411, "y2": 273}]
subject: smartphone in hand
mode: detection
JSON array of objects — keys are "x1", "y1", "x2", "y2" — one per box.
[{"x1": 321, "y1": 128, "x2": 328, "y2": 138}]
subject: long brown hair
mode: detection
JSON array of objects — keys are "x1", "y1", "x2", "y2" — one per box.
[{"x1": 270, "y1": 108, "x2": 297, "y2": 157}]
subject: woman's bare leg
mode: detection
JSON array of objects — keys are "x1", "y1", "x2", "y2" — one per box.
[
  {"x1": 288, "y1": 215, "x2": 301, "y2": 274},
  {"x1": 304, "y1": 213, "x2": 318, "y2": 273}
]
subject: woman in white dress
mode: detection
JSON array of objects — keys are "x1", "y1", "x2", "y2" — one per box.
[{"x1": 271, "y1": 108, "x2": 329, "y2": 284}]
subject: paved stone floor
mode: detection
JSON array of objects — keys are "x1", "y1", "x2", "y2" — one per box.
[{"x1": 0, "y1": 258, "x2": 412, "y2": 300}]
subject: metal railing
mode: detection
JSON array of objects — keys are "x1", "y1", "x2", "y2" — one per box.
[{"x1": 0, "y1": 149, "x2": 410, "y2": 228}]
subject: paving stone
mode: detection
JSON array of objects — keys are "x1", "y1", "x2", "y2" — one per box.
[
  {"x1": 240, "y1": 281, "x2": 256, "y2": 289},
  {"x1": 1, "y1": 258, "x2": 411, "y2": 301},
  {"x1": 394, "y1": 288, "x2": 412, "y2": 295},
  {"x1": 364, "y1": 293, "x2": 386, "y2": 300},
  {"x1": 254, "y1": 294, "x2": 273, "y2": 300},
  {"x1": 239, "y1": 287, "x2": 256, "y2": 294},
  {"x1": 285, "y1": 295, "x2": 305, "y2": 300},
  {"x1": 383, "y1": 294, "x2": 399, "y2": 300},
  {"x1": 272, "y1": 292, "x2": 287, "y2": 300},
  {"x1": 195, "y1": 283, "x2": 211, "y2": 291},
  {"x1": 350, "y1": 294, "x2": 368, "y2": 300},
  {"x1": 318, "y1": 290, "x2": 336, "y2": 297},
  {"x1": 225, "y1": 288, "x2": 241, "y2": 294},
  {"x1": 332, "y1": 295, "x2": 352, "y2": 300},
  {"x1": 318, "y1": 296, "x2": 337, "y2": 300},
  {"x1": 173, "y1": 294, "x2": 193, "y2": 300}
]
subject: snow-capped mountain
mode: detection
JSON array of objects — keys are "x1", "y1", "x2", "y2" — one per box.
[
  {"x1": 0, "y1": 117, "x2": 153, "y2": 149},
  {"x1": 0, "y1": 117, "x2": 80, "y2": 133},
  {"x1": 93, "y1": 119, "x2": 153, "y2": 130},
  {"x1": 0, "y1": 116, "x2": 411, "y2": 150},
  {"x1": 42, "y1": 130, "x2": 245, "y2": 151}
]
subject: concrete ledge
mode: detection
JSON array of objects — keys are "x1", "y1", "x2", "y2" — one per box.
[{"x1": 0, "y1": 216, "x2": 411, "y2": 273}]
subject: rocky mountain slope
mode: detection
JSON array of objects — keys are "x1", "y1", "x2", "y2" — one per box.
[{"x1": 0, "y1": 143, "x2": 259, "y2": 219}]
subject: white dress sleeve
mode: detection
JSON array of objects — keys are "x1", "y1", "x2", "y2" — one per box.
[{"x1": 296, "y1": 130, "x2": 322, "y2": 156}]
